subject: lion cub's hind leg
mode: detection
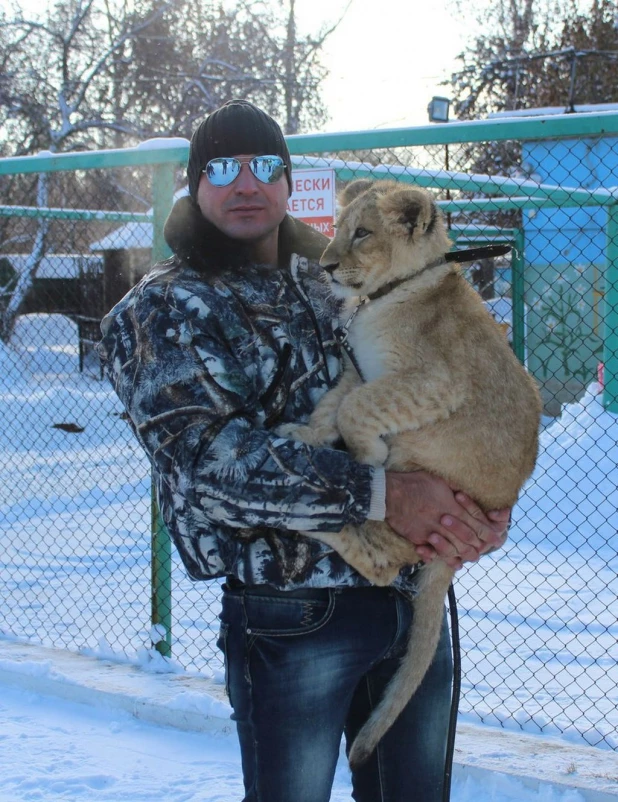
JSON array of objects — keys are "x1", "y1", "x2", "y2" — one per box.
[{"x1": 312, "y1": 521, "x2": 422, "y2": 587}]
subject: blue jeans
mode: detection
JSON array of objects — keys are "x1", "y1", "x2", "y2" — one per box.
[{"x1": 217, "y1": 582, "x2": 453, "y2": 802}]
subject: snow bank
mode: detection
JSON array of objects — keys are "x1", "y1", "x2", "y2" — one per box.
[
  {"x1": 9, "y1": 313, "x2": 80, "y2": 378},
  {"x1": 516, "y1": 384, "x2": 618, "y2": 557}
]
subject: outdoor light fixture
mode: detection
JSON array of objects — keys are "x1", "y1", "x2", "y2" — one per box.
[{"x1": 427, "y1": 96, "x2": 451, "y2": 123}]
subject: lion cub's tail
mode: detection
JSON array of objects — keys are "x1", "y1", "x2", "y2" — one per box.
[{"x1": 348, "y1": 559, "x2": 454, "y2": 769}]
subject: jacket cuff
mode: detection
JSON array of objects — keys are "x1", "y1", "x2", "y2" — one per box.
[{"x1": 367, "y1": 467, "x2": 386, "y2": 521}]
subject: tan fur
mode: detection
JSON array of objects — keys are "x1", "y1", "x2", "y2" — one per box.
[{"x1": 279, "y1": 180, "x2": 542, "y2": 768}]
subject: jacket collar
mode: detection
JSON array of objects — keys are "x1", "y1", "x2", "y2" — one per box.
[{"x1": 162, "y1": 195, "x2": 328, "y2": 277}]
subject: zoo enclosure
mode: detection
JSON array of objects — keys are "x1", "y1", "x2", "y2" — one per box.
[{"x1": 1, "y1": 111, "x2": 617, "y2": 750}]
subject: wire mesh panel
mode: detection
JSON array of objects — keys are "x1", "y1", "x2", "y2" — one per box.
[
  {"x1": 0, "y1": 163, "x2": 157, "y2": 659},
  {"x1": 0, "y1": 117, "x2": 616, "y2": 750}
]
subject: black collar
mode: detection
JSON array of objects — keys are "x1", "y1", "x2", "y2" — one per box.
[
  {"x1": 367, "y1": 262, "x2": 435, "y2": 301},
  {"x1": 366, "y1": 244, "x2": 511, "y2": 302},
  {"x1": 340, "y1": 243, "x2": 512, "y2": 379}
]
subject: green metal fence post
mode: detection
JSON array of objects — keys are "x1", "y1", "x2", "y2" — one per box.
[
  {"x1": 603, "y1": 203, "x2": 618, "y2": 413},
  {"x1": 150, "y1": 161, "x2": 175, "y2": 657},
  {"x1": 152, "y1": 162, "x2": 174, "y2": 264},
  {"x1": 151, "y1": 483, "x2": 172, "y2": 657},
  {"x1": 512, "y1": 229, "x2": 526, "y2": 366}
]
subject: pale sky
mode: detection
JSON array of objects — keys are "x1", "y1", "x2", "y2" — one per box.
[
  {"x1": 13, "y1": 0, "x2": 475, "y2": 135},
  {"x1": 297, "y1": 0, "x2": 474, "y2": 132}
]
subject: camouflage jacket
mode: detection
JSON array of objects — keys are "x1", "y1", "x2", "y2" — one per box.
[{"x1": 99, "y1": 197, "x2": 419, "y2": 590}]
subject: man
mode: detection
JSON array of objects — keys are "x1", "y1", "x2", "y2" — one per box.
[{"x1": 99, "y1": 100, "x2": 509, "y2": 802}]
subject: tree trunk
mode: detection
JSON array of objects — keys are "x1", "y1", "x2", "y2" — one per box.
[
  {"x1": 0, "y1": 172, "x2": 50, "y2": 343},
  {"x1": 284, "y1": 0, "x2": 298, "y2": 135}
]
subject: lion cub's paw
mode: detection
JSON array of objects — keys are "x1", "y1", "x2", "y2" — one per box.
[
  {"x1": 347, "y1": 436, "x2": 389, "y2": 468},
  {"x1": 276, "y1": 422, "x2": 314, "y2": 443},
  {"x1": 276, "y1": 422, "x2": 338, "y2": 447}
]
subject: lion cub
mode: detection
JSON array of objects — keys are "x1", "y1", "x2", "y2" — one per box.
[{"x1": 280, "y1": 179, "x2": 541, "y2": 767}]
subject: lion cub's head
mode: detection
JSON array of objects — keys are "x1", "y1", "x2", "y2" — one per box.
[{"x1": 320, "y1": 180, "x2": 451, "y2": 298}]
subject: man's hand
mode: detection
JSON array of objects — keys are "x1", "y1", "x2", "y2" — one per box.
[{"x1": 385, "y1": 471, "x2": 510, "y2": 571}]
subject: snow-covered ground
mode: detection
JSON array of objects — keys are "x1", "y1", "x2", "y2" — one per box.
[
  {"x1": 3, "y1": 636, "x2": 615, "y2": 801},
  {"x1": 0, "y1": 678, "x2": 595, "y2": 802},
  {"x1": 1, "y1": 313, "x2": 617, "y2": 799}
]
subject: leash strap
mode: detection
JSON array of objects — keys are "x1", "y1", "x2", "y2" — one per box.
[
  {"x1": 445, "y1": 244, "x2": 512, "y2": 263},
  {"x1": 333, "y1": 301, "x2": 367, "y2": 381},
  {"x1": 333, "y1": 331, "x2": 366, "y2": 382}
]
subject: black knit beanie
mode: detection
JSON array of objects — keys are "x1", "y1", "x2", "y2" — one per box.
[{"x1": 187, "y1": 100, "x2": 293, "y2": 199}]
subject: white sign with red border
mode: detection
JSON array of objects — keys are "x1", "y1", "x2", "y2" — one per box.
[{"x1": 287, "y1": 168, "x2": 336, "y2": 238}]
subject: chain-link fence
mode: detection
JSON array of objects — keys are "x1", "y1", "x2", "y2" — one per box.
[{"x1": 1, "y1": 113, "x2": 617, "y2": 751}]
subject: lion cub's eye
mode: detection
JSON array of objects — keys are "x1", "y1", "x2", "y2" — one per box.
[{"x1": 354, "y1": 227, "x2": 371, "y2": 240}]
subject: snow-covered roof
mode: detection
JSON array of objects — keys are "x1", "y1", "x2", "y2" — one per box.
[
  {"x1": 90, "y1": 188, "x2": 189, "y2": 252},
  {"x1": 90, "y1": 221, "x2": 153, "y2": 251},
  {"x1": 1, "y1": 254, "x2": 103, "y2": 279}
]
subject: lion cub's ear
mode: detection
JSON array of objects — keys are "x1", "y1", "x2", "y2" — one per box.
[
  {"x1": 339, "y1": 179, "x2": 374, "y2": 207},
  {"x1": 377, "y1": 187, "x2": 436, "y2": 239}
]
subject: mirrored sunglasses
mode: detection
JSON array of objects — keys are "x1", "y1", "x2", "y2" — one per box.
[{"x1": 202, "y1": 155, "x2": 286, "y2": 187}]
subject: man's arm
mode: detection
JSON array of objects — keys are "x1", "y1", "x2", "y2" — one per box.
[
  {"x1": 100, "y1": 287, "x2": 375, "y2": 536},
  {"x1": 384, "y1": 471, "x2": 511, "y2": 570}
]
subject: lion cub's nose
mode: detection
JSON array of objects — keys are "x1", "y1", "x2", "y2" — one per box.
[{"x1": 320, "y1": 260, "x2": 339, "y2": 274}]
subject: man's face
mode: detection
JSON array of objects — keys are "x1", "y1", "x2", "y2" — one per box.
[{"x1": 196, "y1": 154, "x2": 289, "y2": 243}]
